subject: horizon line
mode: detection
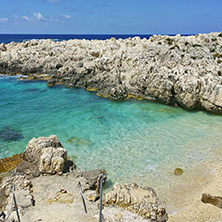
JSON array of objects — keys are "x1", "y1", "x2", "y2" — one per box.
[{"x1": 0, "y1": 33, "x2": 197, "y2": 35}]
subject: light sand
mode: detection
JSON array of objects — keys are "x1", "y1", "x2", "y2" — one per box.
[{"x1": 164, "y1": 149, "x2": 222, "y2": 222}]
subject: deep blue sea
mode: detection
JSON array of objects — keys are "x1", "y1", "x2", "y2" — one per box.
[
  {"x1": 0, "y1": 34, "x2": 153, "y2": 44},
  {"x1": 0, "y1": 34, "x2": 221, "y2": 212}
]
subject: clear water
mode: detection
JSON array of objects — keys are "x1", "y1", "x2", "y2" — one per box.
[{"x1": 1, "y1": 75, "x2": 222, "y2": 192}]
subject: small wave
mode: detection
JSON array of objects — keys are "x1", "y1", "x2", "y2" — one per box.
[{"x1": 0, "y1": 74, "x2": 16, "y2": 80}]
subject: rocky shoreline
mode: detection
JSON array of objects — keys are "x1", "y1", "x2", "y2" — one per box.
[
  {"x1": 1, "y1": 32, "x2": 222, "y2": 113},
  {"x1": 0, "y1": 135, "x2": 167, "y2": 222}
]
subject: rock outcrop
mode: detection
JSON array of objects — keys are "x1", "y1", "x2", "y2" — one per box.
[
  {"x1": 21, "y1": 135, "x2": 68, "y2": 175},
  {"x1": 0, "y1": 136, "x2": 167, "y2": 222},
  {"x1": 201, "y1": 193, "x2": 222, "y2": 208},
  {"x1": 1, "y1": 33, "x2": 222, "y2": 113},
  {"x1": 105, "y1": 183, "x2": 168, "y2": 222},
  {"x1": 0, "y1": 175, "x2": 34, "y2": 220}
]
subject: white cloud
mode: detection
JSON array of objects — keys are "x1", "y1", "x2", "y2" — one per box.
[
  {"x1": 33, "y1": 12, "x2": 45, "y2": 21},
  {"x1": 0, "y1": 18, "x2": 8, "y2": 23},
  {"x1": 21, "y1": 16, "x2": 30, "y2": 21},
  {"x1": 49, "y1": 17, "x2": 60, "y2": 22},
  {"x1": 62, "y1": 14, "x2": 71, "y2": 19}
]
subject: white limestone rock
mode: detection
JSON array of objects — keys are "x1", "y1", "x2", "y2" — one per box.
[
  {"x1": 105, "y1": 183, "x2": 168, "y2": 222},
  {"x1": 1, "y1": 32, "x2": 222, "y2": 113},
  {"x1": 23, "y1": 135, "x2": 67, "y2": 174}
]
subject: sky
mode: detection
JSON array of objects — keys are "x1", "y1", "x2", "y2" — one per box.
[{"x1": 0, "y1": 0, "x2": 221, "y2": 34}]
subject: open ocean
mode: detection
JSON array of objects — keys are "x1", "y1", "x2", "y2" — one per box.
[
  {"x1": 0, "y1": 34, "x2": 154, "y2": 44},
  {"x1": 0, "y1": 34, "x2": 221, "y2": 212}
]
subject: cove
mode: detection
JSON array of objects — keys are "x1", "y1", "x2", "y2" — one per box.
[{"x1": 1, "y1": 75, "x2": 222, "y2": 208}]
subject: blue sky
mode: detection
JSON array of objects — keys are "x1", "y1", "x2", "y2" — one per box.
[{"x1": 0, "y1": 0, "x2": 221, "y2": 34}]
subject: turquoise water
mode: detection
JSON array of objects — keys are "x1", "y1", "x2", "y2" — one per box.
[{"x1": 1, "y1": 75, "x2": 222, "y2": 190}]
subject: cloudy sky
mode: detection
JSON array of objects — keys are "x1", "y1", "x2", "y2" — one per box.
[{"x1": 0, "y1": 0, "x2": 221, "y2": 34}]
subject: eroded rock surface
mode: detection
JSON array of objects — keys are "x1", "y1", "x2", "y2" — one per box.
[
  {"x1": 22, "y1": 135, "x2": 68, "y2": 175},
  {"x1": 1, "y1": 33, "x2": 222, "y2": 113},
  {"x1": 0, "y1": 136, "x2": 167, "y2": 222},
  {"x1": 105, "y1": 183, "x2": 168, "y2": 222},
  {"x1": 0, "y1": 174, "x2": 34, "y2": 219},
  {"x1": 201, "y1": 193, "x2": 222, "y2": 208}
]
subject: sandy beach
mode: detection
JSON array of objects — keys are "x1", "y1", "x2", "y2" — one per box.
[{"x1": 164, "y1": 148, "x2": 222, "y2": 221}]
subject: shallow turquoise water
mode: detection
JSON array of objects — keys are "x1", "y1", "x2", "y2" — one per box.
[{"x1": 1, "y1": 75, "x2": 222, "y2": 189}]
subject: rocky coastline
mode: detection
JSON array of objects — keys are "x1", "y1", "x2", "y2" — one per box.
[
  {"x1": 1, "y1": 32, "x2": 222, "y2": 113},
  {"x1": 0, "y1": 135, "x2": 168, "y2": 222}
]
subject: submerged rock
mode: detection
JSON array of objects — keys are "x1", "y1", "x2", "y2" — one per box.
[
  {"x1": 174, "y1": 168, "x2": 183, "y2": 175},
  {"x1": 66, "y1": 136, "x2": 93, "y2": 146},
  {"x1": 69, "y1": 155, "x2": 78, "y2": 162},
  {"x1": 105, "y1": 183, "x2": 168, "y2": 221},
  {"x1": 23, "y1": 88, "x2": 47, "y2": 93},
  {"x1": 0, "y1": 126, "x2": 24, "y2": 142}
]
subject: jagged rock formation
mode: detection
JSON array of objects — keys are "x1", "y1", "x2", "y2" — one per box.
[
  {"x1": 21, "y1": 135, "x2": 68, "y2": 175},
  {"x1": 0, "y1": 136, "x2": 167, "y2": 222},
  {"x1": 105, "y1": 183, "x2": 168, "y2": 222},
  {"x1": 1, "y1": 32, "x2": 222, "y2": 113}
]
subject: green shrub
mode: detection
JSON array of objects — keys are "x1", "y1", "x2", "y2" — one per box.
[
  {"x1": 218, "y1": 33, "x2": 222, "y2": 37},
  {"x1": 218, "y1": 71, "x2": 222, "y2": 76},
  {"x1": 165, "y1": 38, "x2": 173, "y2": 45},
  {"x1": 192, "y1": 44, "x2": 202, "y2": 48}
]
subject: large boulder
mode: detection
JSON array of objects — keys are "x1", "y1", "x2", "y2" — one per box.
[
  {"x1": 76, "y1": 169, "x2": 107, "y2": 191},
  {"x1": 105, "y1": 183, "x2": 168, "y2": 222},
  {"x1": 22, "y1": 135, "x2": 68, "y2": 175}
]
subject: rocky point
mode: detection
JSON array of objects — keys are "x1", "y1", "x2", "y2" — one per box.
[
  {"x1": 0, "y1": 135, "x2": 167, "y2": 222},
  {"x1": 0, "y1": 32, "x2": 222, "y2": 113}
]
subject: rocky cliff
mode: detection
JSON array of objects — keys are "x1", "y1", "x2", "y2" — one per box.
[{"x1": 1, "y1": 32, "x2": 222, "y2": 113}]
